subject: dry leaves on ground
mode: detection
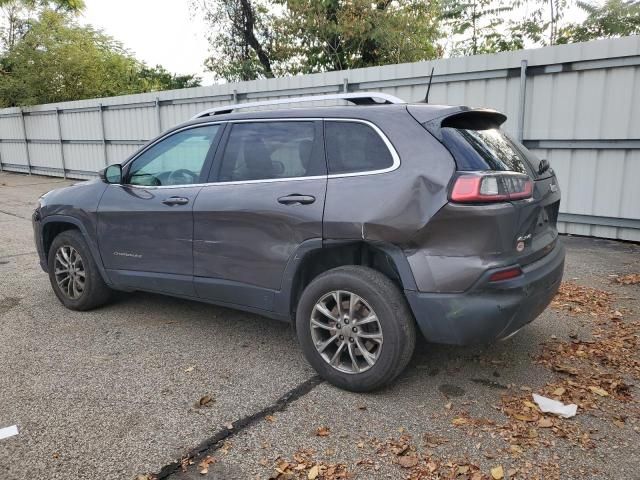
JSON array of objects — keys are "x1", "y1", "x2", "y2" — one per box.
[
  {"x1": 198, "y1": 455, "x2": 216, "y2": 475},
  {"x1": 270, "y1": 449, "x2": 349, "y2": 480},
  {"x1": 612, "y1": 273, "x2": 640, "y2": 285}
]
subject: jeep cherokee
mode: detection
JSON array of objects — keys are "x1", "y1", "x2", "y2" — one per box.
[{"x1": 33, "y1": 92, "x2": 564, "y2": 391}]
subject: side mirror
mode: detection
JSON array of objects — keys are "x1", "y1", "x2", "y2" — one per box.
[{"x1": 100, "y1": 164, "x2": 122, "y2": 184}]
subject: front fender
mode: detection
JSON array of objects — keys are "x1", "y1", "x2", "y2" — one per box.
[{"x1": 40, "y1": 214, "x2": 112, "y2": 285}]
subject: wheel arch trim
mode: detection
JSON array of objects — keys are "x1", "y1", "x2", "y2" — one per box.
[
  {"x1": 275, "y1": 239, "x2": 417, "y2": 320},
  {"x1": 41, "y1": 215, "x2": 112, "y2": 285}
]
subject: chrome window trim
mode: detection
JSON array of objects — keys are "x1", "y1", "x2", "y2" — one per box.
[{"x1": 116, "y1": 117, "x2": 400, "y2": 190}]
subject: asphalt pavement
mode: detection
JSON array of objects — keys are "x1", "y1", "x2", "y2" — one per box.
[{"x1": 0, "y1": 171, "x2": 638, "y2": 480}]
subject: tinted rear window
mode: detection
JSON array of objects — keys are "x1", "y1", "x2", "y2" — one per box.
[
  {"x1": 325, "y1": 121, "x2": 394, "y2": 174},
  {"x1": 441, "y1": 127, "x2": 534, "y2": 175}
]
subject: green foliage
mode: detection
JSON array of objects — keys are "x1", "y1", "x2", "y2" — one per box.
[
  {"x1": 197, "y1": 0, "x2": 277, "y2": 81},
  {"x1": 440, "y1": 0, "x2": 520, "y2": 55},
  {"x1": 0, "y1": 0, "x2": 85, "y2": 50},
  {"x1": 557, "y1": 0, "x2": 640, "y2": 43},
  {"x1": 0, "y1": 10, "x2": 201, "y2": 107},
  {"x1": 195, "y1": 0, "x2": 441, "y2": 81},
  {"x1": 138, "y1": 65, "x2": 202, "y2": 91},
  {"x1": 279, "y1": 0, "x2": 441, "y2": 73}
]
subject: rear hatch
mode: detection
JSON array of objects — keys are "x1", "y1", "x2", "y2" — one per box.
[{"x1": 412, "y1": 107, "x2": 561, "y2": 267}]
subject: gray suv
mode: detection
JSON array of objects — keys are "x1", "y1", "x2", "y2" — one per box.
[{"x1": 32, "y1": 92, "x2": 564, "y2": 391}]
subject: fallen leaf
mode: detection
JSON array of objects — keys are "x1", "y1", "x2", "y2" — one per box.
[
  {"x1": 198, "y1": 395, "x2": 214, "y2": 407},
  {"x1": 491, "y1": 465, "x2": 504, "y2": 479},
  {"x1": 552, "y1": 387, "x2": 566, "y2": 396},
  {"x1": 397, "y1": 455, "x2": 419, "y2": 468},
  {"x1": 614, "y1": 273, "x2": 640, "y2": 285},
  {"x1": 538, "y1": 417, "x2": 553, "y2": 428},
  {"x1": 588, "y1": 386, "x2": 609, "y2": 397},
  {"x1": 357, "y1": 405, "x2": 367, "y2": 411},
  {"x1": 307, "y1": 465, "x2": 319, "y2": 479},
  {"x1": 315, "y1": 426, "x2": 330, "y2": 437},
  {"x1": 452, "y1": 417, "x2": 468, "y2": 426},
  {"x1": 225, "y1": 422, "x2": 233, "y2": 430},
  {"x1": 198, "y1": 456, "x2": 216, "y2": 475},
  {"x1": 184, "y1": 366, "x2": 195, "y2": 373},
  {"x1": 513, "y1": 413, "x2": 537, "y2": 422},
  {"x1": 265, "y1": 415, "x2": 275, "y2": 423},
  {"x1": 444, "y1": 402, "x2": 452, "y2": 410}
]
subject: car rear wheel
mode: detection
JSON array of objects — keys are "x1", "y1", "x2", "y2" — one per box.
[
  {"x1": 48, "y1": 230, "x2": 111, "y2": 311},
  {"x1": 296, "y1": 266, "x2": 416, "y2": 392}
]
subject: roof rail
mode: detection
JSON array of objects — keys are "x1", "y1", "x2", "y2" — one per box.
[{"x1": 191, "y1": 92, "x2": 405, "y2": 119}]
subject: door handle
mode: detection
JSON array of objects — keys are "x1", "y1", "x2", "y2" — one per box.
[
  {"x1": 162, "y1": 196, "x2": 189, "y2": 206},
  {"x1": 277, "y1": 194, "x2": 316, "y2": 205}
]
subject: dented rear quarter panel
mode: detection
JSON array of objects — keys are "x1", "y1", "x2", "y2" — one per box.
[{"x1": 322, "y1": 108, "x2": 455, "y2": 247}]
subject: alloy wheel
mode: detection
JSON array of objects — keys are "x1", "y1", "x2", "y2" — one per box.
[
  {"x1": 310, "y1": 290, "x2": 383, "y2": 374},
  {"x1": 54, "y1": 245, "x2": 85, "y2": 300}
]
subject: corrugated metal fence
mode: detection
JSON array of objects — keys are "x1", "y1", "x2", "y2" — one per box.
[{"x1": 1, "y1": 36, "x2": 639, "y2": 241}]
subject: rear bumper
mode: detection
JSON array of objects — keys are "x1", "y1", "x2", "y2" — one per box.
[{"x1": 405, "y1": 240, "x2": 565, "y2": 345}]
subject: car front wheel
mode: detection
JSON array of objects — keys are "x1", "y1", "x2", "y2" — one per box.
[
  {"x1": 48, "y1": 230, "x2": 111, "y2": 311},
  {"x1": 296, "y1": 266, "x2": 416, "y2": 392}
]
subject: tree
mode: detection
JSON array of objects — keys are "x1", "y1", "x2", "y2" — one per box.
[
  {"x1": 138, "y1": 65, "x2": 202, "y2": 91},
  {"x1": 0, "y1": 0, "x2": 84, "y2": 51},
  {"x1": 557, "y1": 0, "x2": 640, "y2": 43},
  {"x1": 281, "y1": 0, "x2": 441, "y2": 73},
  {"x1": 194, "y1": 0, "x2": 277, "y2": 81},
  {"x1": 193, "y1": 0, "x2": 441, "y2": 81},
  {"x1": 0, "y1": 10, "x2": 201, "y2": 107},
  {"x1": 439, "y1": 0, "x2": 519, "y2": 55}
]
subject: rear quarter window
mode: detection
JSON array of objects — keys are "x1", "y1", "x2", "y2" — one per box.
[
  {"x1": 324, "y1": 121, "x2": 394, "y2": 175},
  {"x1": 441, "y1": 127, "x2": 534, "y2": 175}
]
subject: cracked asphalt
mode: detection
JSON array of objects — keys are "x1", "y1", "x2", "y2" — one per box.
[{"x1": 0, "y1": 171, "x2": 638, "y2": 479}]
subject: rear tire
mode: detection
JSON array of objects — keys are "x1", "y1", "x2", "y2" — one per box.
[
  {"x1": 296, "y1": 266, "x2": 416, "y2": 392},
  {"x1": 48, "y1": 230, "x2": 111, "y2": 311}
]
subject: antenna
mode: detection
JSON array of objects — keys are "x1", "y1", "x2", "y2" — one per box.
[{"x1": 424, "y1": 67, "x2": 435, "y2": 103}]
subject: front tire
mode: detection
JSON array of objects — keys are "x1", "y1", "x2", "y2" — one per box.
[
  {"x1": 296, "y1": 266, "x2": 416, "y2": 392},
  {"x1": 48, "y1": 230, "x2": 111, "y2": 311}
]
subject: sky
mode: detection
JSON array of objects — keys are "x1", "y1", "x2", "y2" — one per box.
[{"x1": 80, "y1": 0, "x2": 216, "y2": 85}]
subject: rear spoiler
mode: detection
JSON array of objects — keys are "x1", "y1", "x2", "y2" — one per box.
[{"x1": 408, "y1": 106, "x2": 507, "y2": 140}]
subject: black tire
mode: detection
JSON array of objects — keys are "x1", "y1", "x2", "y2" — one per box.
[
  {"x1": 47, "y1": 229, "x2": 111, "y2": 311},
  {"x1": 296, "y1": 266, "x2": 416, "y2": 392}
]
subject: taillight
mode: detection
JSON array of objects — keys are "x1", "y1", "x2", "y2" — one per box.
[
  {"x1": 489, "y1": 267, "x2": 523, "y2": 282},
  {"x1": 450, "y1": 172, "x2": 533, "y2": 203}
]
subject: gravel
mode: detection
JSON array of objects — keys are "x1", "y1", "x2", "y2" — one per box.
[{"x1": 0, "y1": 171, "x2": 638, "y2": 480}]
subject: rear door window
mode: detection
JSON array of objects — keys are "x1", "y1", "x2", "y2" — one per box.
[
  {"x1": 441, "y1": 127, "x2": 546, "y2": 178},
  {"x1": 324, "y1": 121, "x2": 394, "y2": 175},
  {"x1": 216, "y1": 121, "x2": 323, "y2": 182}
]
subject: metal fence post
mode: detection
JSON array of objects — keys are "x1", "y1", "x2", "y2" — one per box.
[
  {"x1": 19, "y1": 108, "x2": 32, "y2": 175},
  {"x1": 155, "y1": 97, "x2": 162, "y2": 135},
  {"x1": 233, "y1": 89, "x2": 238, "y2": 102},
  {"x1": 98, "y1": 104, "x2": 108, "y2": 167},
  {"x1": 55, "y1": 108, "x2": 67, "y2": 179},
  {"x1": 343, "y1": 78, "x2": 349, "y2": 93},
  {"x1": 517, "y1": 59, "x2": 528, "y2": 143}
]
